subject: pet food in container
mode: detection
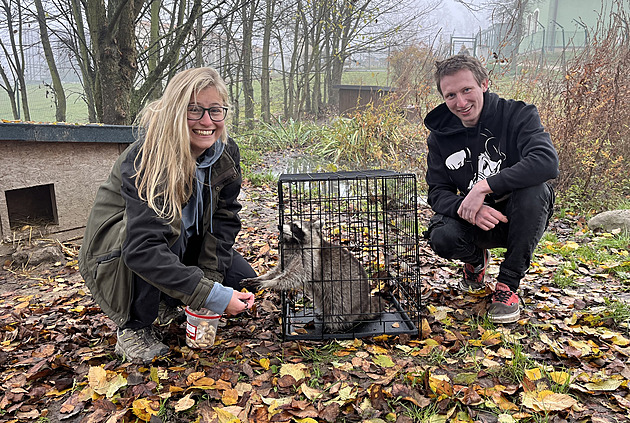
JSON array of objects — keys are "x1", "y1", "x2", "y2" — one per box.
[{"x1": 185, "y1": 307, "x2": 220, "y2": 349}]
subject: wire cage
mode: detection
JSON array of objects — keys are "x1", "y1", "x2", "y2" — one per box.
[{"x1": 276, "y1": 170, "x2": 422, "y2": 340}]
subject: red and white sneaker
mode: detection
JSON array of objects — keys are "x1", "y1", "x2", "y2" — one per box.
[
  {"x1": 487, "y1": 282, "x2": 520, "y2": 324},
  {"x1": 459, "y1": 249, "x2": 490, "y2": 295}
]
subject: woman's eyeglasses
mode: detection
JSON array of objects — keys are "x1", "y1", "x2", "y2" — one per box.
[{"x1": 186, "y1": 105, "x2": 228, "y2": 122}]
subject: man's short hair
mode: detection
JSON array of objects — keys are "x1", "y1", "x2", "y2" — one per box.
[{"x1": 434, "y1": 55, "x2": 489, "y2": 96}]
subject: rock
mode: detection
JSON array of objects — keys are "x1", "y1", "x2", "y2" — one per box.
[
  {"x1": 587, "y1": 210, "x2": 630, "y2": 233},
  {"x1": 11, "y1": 245, "x2": 64, "y2": 266}
]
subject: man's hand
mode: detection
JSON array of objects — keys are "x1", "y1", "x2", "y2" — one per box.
[
  {"x1": 458, "y1": 179, "x2": 492, "y2": 224},
  {"x1": 224, "y1": 290, "x2": 255, "y2": 316},
  {"x1": 458, "y1": 179, "x2": 507, "y2": 230},
  {"x1": 473, "y1": 204, "x2": 508, "y2": 231}
]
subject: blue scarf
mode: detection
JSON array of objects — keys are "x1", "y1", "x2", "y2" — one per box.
[{"x1": 181, "y1": 141, "x2": 225, "y2": 238}]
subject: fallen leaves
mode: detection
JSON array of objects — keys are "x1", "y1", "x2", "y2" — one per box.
[
  {"x1": 521, "y1": 390, "x2": 578, "y2": 412},
  {"x1": 0, "y1": 185, "x2": 629, "y2": 422}
]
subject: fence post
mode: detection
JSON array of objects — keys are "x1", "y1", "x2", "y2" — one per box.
[{"x1": 552, "y1": 19, "x2": 566, "y2": 75}]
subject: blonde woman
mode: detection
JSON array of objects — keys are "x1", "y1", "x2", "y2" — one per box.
[{"x1": 79, "y1": 68, "x2": 256, "y2": 363}]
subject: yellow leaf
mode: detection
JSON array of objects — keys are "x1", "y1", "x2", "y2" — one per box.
[
  {"x1": 583, "y1": 379, "x2": 623, "y2": 391},
  {"x1": 567, "y1": 339, "x2": 592, "y2": 356},
  {"x1": 300, "y1": 383, "x2": 323, "y2": 401},
  {"x1": 492, "y1": 393, "x2": 519, "y2": 411},
  {"x1": 16, "y1": 295, "x2": 34, "y2": 303},
  {"x1": 149, "y1": 367, "x2": 160, "y2": 384},
  {"x1": 261, "y1": 395, "x2": 293, "y2": 408},
  {"x1": 279, "y1": 363, "x2": 309, "y2": 381},
  {"x1": 105, "y1": 373, "x2": 128, "y2": 398},
  {"x1": 258, "y1": 358, "x2": 270, "y2": 370},
  {"x1": 87, "y1": 366, "x2": 108, "y2": 395},
  {"x1": 599, "y1": 330, "x2": 630, "y2": 346},
  {"x1": 366, "y1": 344, "x2": 389, "y2": 355},
  {"x1": 564, "y1": 313, "x2": 579, "y2": 325},
  {"x1": 335, "y1": 385, "x2": 357, "y2": 402},
  {"x1": 213, "y1": 406, "x2": 241, "y2": 423},
  {"x1": 373, "y1": 355, "x2": 395, "y2": 368},
  {"x1": 521, "y1": 390, "x2": 577, "y2": 412},
  {"x1": 295, "y1": 419, "x2": 319, "y2": 423},
  {"x1": 222, "y1": 388, "x2": 239, "y2": 406},
  {"x1": 561, "y1": 241, "x2": 580, "y2": 251},
  {"x1": 45, "y1": 387, "x2": 73, "y2": 397},
  {"x1": 421, "y1": 318, "x2": 432, "y2": 337},
  {"x1": 524, "y1": 368, "x2": 542, "y2": 381},
  {"x1": 549, "y1": 371, "x2": 571, "y2": 385},
  {"x1": 174, "y1": 393, "x2": 196, "y2": 412},
  {"x1": 132, "y1": 398, "x2": 160, "y2": 421},
  {"x1": 481, "y1": 330, "x2": 502, "y2": 345},
  {"x1": 429, "y1": 374, "x2": 453, "y2": 397}
]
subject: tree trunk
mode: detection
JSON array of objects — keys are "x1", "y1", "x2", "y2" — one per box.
[
  {"x1": 299, "y1": 2, "x2": 310, "y2": 117},
  {"x1": 70, "y1": 0, "x2": 97, "y2": 122},
  {"x1": 33, "y1": 0, "x2": 66, "y2": 122},
  {"x1": 260, "y1": 0, "x2": 274, "y2": 123},
  {"x1": 0, "y1": 66, "x2": 19, "y2": 119},
  {"x1": 287, "y1": 5, "x2": 301, "y2": 120},
  {"x1": 130, "y1": 0, "x2": 201, "y2": 120},
  {"x1": 148, "y1": 0, "x2": 161, "y2": 74},
  {"x1": 1, "y1": 0, "x2": 30, "y2": 120},
  {"x1": 240, "y1": 0, "x2": 256, "y2": 128},
  {"x1": 219, "y1": 10, "x2": 240, "y2": 127}
]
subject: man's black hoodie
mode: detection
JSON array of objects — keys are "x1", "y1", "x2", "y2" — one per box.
[{"x1": 424, "y1": 91, "x2": 559, "y2": 218}]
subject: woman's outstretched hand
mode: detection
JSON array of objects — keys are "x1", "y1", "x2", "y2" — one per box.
[{"x1": 224, "y1": 290, "x2": 255, "y2": 315}]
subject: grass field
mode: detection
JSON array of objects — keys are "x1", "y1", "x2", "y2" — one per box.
[
  {"x1": 0, "y1": 70, "x2": 390, "y2": 124},
  {"x1": 0, "y1": 82, "x2": 90, "y2": 123}
]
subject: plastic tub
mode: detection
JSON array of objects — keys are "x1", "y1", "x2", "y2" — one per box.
[{"x1": 185, "y1": 307, "x2": 220, "y2": 349}]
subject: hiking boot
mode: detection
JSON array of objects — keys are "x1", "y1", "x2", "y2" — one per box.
[
  {"x1": 155, "y1": 301, "x2": 185, "y2": 326},
  {"x1": 487, "y1": 282, "x2": 520, "y2": 324},
  {"x1": 459, "y1": 249, "x2": 490, "y2": 294},
  {"x1": 114, "y1": 327, "x2": 169, "y2": 364}
]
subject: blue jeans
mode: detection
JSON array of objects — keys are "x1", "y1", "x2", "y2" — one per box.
[{"x1": 424, "y1": 183, "x2": 555, "y2": 291}]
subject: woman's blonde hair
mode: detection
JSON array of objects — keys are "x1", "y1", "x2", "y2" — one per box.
[{"x1": 134, "y1": 67, "x2": 230, "y2": 222}]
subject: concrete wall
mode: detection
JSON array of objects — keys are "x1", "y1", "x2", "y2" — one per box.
[{"x1": 0, "y1": 123, "x2": 134, "y2": 243}]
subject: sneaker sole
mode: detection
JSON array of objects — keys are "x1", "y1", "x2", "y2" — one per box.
[
  {"x1": 114, "y1": 342, "x2": 169, "y2": 364},
  {"x1": 458, "y1": 280, "x2": 487, "y2": 296},
  {"x1": 114, "y1": 346, "x2": 168, "y2": 364},
  {"x1": 487, "y1": 309, "x2": 520, "y2": 324}
]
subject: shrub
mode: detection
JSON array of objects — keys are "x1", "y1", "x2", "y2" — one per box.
[
  {"x1": 315, "y1": 97, "x2": 429, "y2": 175},
  {"x1": 539, "y1": 1, "x2": 630, "y2": 210}
]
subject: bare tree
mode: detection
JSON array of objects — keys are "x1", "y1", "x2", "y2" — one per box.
[
  {"x1": 325, "y1": 0, "x2": 439, "y2": 108},
  {"x1": 32, "y1": 0, "x2": 232, "y2": 124},
  {"x1": 6, "y1": 0, "x2": 439, "y2": 124},
  {"x1": 0, "y1": 0, "x2": 30, "y2": 120},
  {"x1": 33, "y1": 0, "x2": 66, "y2": 121},
  {"x1": 240, "y1": 0, "x2": 258, "y2": 128},
  {"x1": 260, "y1": 0, "x2": 274, "y2": 122}
]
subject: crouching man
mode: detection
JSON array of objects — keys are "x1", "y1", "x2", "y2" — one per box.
[{"x1": 423, "y1": 54, "x2": 558, "y2": 324}]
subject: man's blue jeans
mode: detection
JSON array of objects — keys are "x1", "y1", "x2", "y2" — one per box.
[{"x1": 424, "y1": 182, "x2": 555, "y2": 292}]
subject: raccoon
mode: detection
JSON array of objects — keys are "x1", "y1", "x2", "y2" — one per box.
[{"x1": 242, "y1": 220, "x2": 381, "y2": 332}]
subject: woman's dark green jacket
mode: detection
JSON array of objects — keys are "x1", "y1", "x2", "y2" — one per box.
[{"x1": 78, "y1": 138, "x2": 243, "y2": 327}]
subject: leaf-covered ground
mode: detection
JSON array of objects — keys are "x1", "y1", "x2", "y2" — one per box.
[{"x1": 0, "y1": 178, "x2": 629, "y2": 423}]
